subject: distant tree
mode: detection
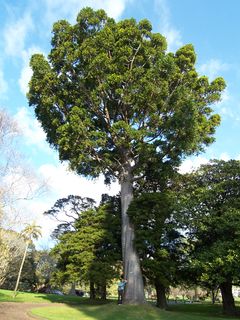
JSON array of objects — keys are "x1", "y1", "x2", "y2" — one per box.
[
  {"x1": 0, "y1": 108, "x2": 47, "y2": 231},
  {"x1": 0, "y1": 229, "x2": 26, "y2": 287},
  {"x1": 28, "y1": 7, "x2": 225, "y2": 303},
  {"x1": 13, "y1": 223, "x2": 42, "y2": 297},
  {"x1": 3, "y1": 243, "x2": 38, "y2": 291},
  {"x1": 44, "y1": 195, "x2": 95, "y2": 239},
  {"x1": 177, "y1": 160, "x2": 240, "y2": 315},
  {"x1": 35, "y1": 250, "x2": 57, "y2": 291}
]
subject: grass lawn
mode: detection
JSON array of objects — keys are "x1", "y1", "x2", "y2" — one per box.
[
  {"x1": 0, "y1": 289, "x2": 239, "y2": 320},
  {"x1": 31, "y1": 303, "x2": 240, "y2": 320},
  {"x1": 0, "y1": 288, "x2": 90, "y2": 304}
]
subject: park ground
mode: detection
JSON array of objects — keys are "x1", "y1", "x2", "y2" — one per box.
[{"x1": 0, "y1": 289, "x2": 240, "y2": 320}]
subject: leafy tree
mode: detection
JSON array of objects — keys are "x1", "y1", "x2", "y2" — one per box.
[
  {"x1": 177, "y1": 160, "x2": 240, "y2": 315},
  {"x1": 28, "y1": 7, "x2": 225, "y2": 303},
  {"x1": 13, "y1": 223, "x2": 42, "y2": 297},
  {"x1": 128, "y1": 191, "x2": 185, "y2": 309},
  {"x1": 3, "y1": 243, "x2": 38, "y2": 291},
  {"x1": 51, "y1": 197, "x2": 121, "y2": 299},
  {"x1": 35, "y1": 250, "x2": 57, "y2": 291},
  {"x1": 0, "y1": 229, "x2": 26, "y2": 286},
  {"x1": 44, "y1": 195, "x2": 95, "y2": 239}
]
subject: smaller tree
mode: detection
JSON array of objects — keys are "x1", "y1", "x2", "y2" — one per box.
[
  {"x1": 13, "y1": 223, "x2": 42, "y2": 297},
  {"x1": 50, "y1": 195, "x2": 121, "y2": 299},
  {"x1": 177, "y1": 160, "x2": 240, "y2": 315}
]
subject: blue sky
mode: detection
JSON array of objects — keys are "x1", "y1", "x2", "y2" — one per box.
[{"x1": 1, "y1": 0, "x2": 240, "y2": 246}]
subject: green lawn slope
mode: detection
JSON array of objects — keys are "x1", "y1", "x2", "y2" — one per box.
[{"x1": 0, "y1": 289, "x2": 239, "y2": 320}]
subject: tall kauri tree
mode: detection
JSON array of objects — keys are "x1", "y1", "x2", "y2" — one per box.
[{"x1": 28, "y1": 7, "x2": 225, "y2": 303}]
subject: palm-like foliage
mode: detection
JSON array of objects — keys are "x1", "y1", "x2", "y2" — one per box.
[{"x1": 13, "y1": 223, "x2": 42, "y2": 297}]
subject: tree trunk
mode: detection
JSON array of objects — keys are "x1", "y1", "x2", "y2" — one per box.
[
  {"x1": 155, "y1": 280, "x2": 167, "y2": 309},
  {"x1": 68, "y1": 282, "x2": 77, "y2": 295},
  {"x1": 13, "y1": 241, "x2": 29, "y2": 298},
  {"x1": 100, "y1": 283, "x2": 107, "y2": 300},
  {"x1": 219, "y1": 281, "x2": 236, "y2": 315},
  {"x1": 120, "y1": 170, "x2": 145, "y2": 304},
  {"x1": 89, "y1": 281, "x2": 96, "y2": 299},
  {"x1": 211, "y1": 287, "x2": 219, "y2": 304}
]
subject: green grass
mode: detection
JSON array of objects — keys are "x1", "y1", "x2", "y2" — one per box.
[
  {"x1": 31, "y1": 303, "x2": 240, "y2": 320},
  {"x1": 0, "y1": 288, "x2": 90, "y2": 304},
  {"x1": 0, "y1": 289, "x2": 239, "y2": 320}
]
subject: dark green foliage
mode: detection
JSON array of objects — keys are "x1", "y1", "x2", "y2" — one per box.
[
  {"x1": 35, "y1": 250, "x2": 57, "y2": 288},
  {"x1": 44, "y1": 195, "x2": 95, "y2": 239},
  {"x1": 51, "y1": 196, "x2": 121, "y2": 296},
  {"x1": 128, "y1": 192, "x2": 184, "y2": 289},
  {"x1": 177, "y1": 160, "x2": 240, "y2": 314},
  {"x1": 28, "y1": 7, "x2": 225, "y2": 182},
  {"x1": 2, "y1": 244, "x2": 37, "y2": 291}
]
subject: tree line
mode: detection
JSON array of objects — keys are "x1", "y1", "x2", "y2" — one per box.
[{"x1": 45, "y1": 159, "x2": 240, "y2": 315}]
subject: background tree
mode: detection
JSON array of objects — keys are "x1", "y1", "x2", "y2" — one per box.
[
  {"x1": 44, "y1": 195, "x2": 95, "y2": 239},
  {"x1": 2, "y1": 243, "x2": 38, "y2": 291},
  {"x1": 177, "y1": 160, "x2": 240, "y2": 315},
  {"x1": 35, "y1": 250, "x2": 57, "y2": 292},
  {"x1": 28, "y1": 7, "x2": 225, "y2": 303},
  {"x1": 51, "y1": 197, "x2": 121, "y2": 299},
  {"x1": 0, "y1": 229, "x2": 25, "y2": 286},
  {"x1": 0, "y1": 108, "x2": 46, "y2": 230},
  {"x1": 13, "y1": 223, "x2": 42, "y2": 297},
  {"x1": 128, "y1": 189, "x2": 185, "y2": 309}
]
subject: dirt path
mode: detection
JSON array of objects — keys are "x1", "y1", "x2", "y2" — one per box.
[{"x1": 0, "y1": 302, "x2": 56, "y2": 320}]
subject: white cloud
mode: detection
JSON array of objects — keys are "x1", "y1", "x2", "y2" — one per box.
[
  {"x1": 13, "y1": 106, "x2": 120, "y2": 246},
  {"x1": 0, "y1": 69, "x2": 8, "y2": 96},
  {"x1": 38, "y1": 162, "x2": 120, "y2": 202},
  {"x1": 219, "y1": 152, "x2": 230, "y2": 161},
  {"x1": 3, "y1": 10, "x2": 43, "y2": 96},
  {"x1": 4, "y1": 12, "x2": 33, "y2": 57},
  {"x1": 198, "y1": 59, "x2": 229, "y2": 81},
  {"x1": 154, "y1": 0, "x2": 183, "y2": 52},
  {"x1": 14, "y1": 107, "x2": 52, "y2": 154},
  {"x1": 12, "y1": 162, "x2": 120, "y2": 249},
  {"x1": 19, "y1": 65, "x2": 32, "y2": 96},
  {"x1": 43, "y1": 0, "x2": 129, "y2": 25},
  {"x1": 19, "y1": 46, "x2": 44, "y2": 96},
  {"x1": 179, "y1": 156, "x2": 209, "y2": 174}
]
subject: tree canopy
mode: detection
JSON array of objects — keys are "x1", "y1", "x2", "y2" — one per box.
[
  {"x1": 28, "y1": 7, "x2": 225, "y2": 182},
  {"x1": 177, "y1": 160, "x2": 240, "y2": 315}
]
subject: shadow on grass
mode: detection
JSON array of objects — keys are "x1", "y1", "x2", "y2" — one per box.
[
  {"x1": 167, "y1": 302, "x2": 240, "y2": 318},
  {"x1": 34, "y1": 294, "x2": 114, "y2": 305},
  {"x1": 32, "y1": 301, "x2": 165, "y2": 320},
  {"x1": 29, "y1": 293, "x2": 163, "y2": 320},
  {"x1": 2, "y1": 290, "x2": 240, "y2": 320},
  {"x1": 32, "y1": 297, "x2": 240, "y2": 320}
]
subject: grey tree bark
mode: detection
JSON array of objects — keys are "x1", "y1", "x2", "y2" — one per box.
[{"x1": 120, "y1": 168, "x2": 145, "y2": 304}]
